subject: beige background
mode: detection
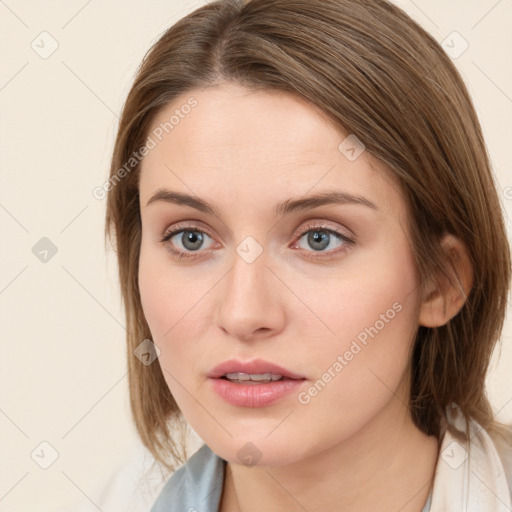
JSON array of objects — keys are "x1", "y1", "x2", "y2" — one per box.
[{"x1": 0, "y1": 1, "x2": 511, "y2": 510}]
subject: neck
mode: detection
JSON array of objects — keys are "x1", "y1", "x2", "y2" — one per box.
[{"x1": 220, "y1": 395, "x2": 439, "y2": 512}]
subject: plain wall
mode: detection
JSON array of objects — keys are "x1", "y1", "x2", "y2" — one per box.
[{"x1": 0, "y1": 1, "x2": 511, "y2": 510}]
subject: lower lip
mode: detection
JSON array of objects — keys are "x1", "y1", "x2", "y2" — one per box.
[{"x1": 210, "y1": 377, "x2": 305, "y2": 407}]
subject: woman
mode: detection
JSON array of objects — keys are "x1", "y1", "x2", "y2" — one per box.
[{"x1": 105, "y1": 0, "x2": 512, "y2": 510}]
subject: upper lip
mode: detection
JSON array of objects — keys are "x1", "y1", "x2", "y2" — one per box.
[{"x1": 207, "y1": 358, "x2": 305, "y2": 380}]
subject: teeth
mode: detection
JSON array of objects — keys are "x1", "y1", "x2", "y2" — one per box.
[{"x1": 224, "y1": 372, "x2": 283, "y2": 382}]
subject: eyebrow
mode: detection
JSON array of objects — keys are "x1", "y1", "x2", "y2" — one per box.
[{"x1": 145, "y1": 188, "x2": 379, "y2": 216}]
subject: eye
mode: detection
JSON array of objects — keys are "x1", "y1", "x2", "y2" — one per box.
[
  {"x1": 160, "y1": 222, "x2": 355, "y2": 260},
  {"x1": 291, "y1": 224, "x2": 355, "y2": 258},
  {"x1": 160, "y1": 223, "x2": 216, "y2": 259}
]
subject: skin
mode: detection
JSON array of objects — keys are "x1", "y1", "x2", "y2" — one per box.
[{"x1": 138, "y1": 82, "x2": 473, "y2": 512}]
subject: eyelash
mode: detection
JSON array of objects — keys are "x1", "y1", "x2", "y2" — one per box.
[{"x1": 159, "y1": 221, "x2": 355, "y2": 261}]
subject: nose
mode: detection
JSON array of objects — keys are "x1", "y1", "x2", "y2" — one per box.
[{"x1": 215, "y1": 247, "x2": 286, "y2": 342}]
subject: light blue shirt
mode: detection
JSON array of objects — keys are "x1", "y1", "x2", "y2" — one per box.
[{"x1": 150, "y1": 443, "x2": 432, "y2": 511}]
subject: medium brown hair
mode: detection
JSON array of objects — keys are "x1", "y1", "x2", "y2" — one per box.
[{"x1": 105, "y1": 0, "x2": 511, "y2": 472}]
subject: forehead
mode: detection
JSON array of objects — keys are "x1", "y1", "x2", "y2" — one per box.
[
  {"x1": 138, "y1": 82, "x2": 402, "y2": 217},
  {"x1": 145, "y1": 83, "x2": 344, "y2": 164}
]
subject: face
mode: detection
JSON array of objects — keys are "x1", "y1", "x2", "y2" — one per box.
[{"x1": 138, "y1": 82, "x2": 423, "y2": 466}]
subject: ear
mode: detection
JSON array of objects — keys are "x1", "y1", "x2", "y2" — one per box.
[{"x1": 419, "y1": 233, "x2": 474, "y2": 328}]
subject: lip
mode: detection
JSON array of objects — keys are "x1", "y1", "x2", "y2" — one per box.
[
  {"x1": 207, "y1": 358, "x2": 305, "y2": 380},
  {"x1": 207, "y1": 358, "x2": 306, "y2": 408}
]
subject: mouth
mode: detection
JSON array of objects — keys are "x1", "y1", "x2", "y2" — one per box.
[
  {"x1": 207, "y1": 358, "x2": 305, "y2": 380},
  {"x1": 220, "y1": 372, "x2": 297, "y2": 384},
  {"x1": 208, "y1": 359, "x2": 306, "y2": 407}
]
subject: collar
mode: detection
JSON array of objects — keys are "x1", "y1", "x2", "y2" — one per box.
[{"x1": 429, "y1": 403, "x2": 512, "y2": 511}]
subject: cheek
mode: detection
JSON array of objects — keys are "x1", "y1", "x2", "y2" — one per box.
[
  {"x1": 293, "y1": 240, "x2": 420, "y2": 425},
  {"x1": 138, "y1": 254, "x2": 193, "y2": 407},
  {"x1": 292, "y1": 235, "x2": 419, "y2": 346},
  {"x1": 137, "y1": 241, "x2": 214, "y2": 389},
  {"x1": 138, "y1": 240, "x2": 204, "y2": 339},
  {"x1": 138, "y1": 244, "x2": 171, "y2": 339}
]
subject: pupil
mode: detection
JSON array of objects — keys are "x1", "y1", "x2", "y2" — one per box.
[
  {"x1": 182, "y1": 231, "x2": 203, "y2": 250},
  {"x1": 308, "y1": 231, "x2": 329, "y2": 251}
]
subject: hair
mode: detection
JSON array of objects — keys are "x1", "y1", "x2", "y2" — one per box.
[{"x1": 105, "y1": 0, "x2": 512, "y2": 472}]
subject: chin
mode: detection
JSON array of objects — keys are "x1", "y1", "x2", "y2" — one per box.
[{"x1": 208, "y1": 437, "x2": 312, "y2": 468}]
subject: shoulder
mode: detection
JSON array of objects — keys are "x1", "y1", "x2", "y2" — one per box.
[
  {"x1": 151, "y1": 444, "x2": 226, "y2": 512},
  {"x1": 489, "y1": 426, "x2": 512, "y2": 497},
  {"x1": 431, "y1": 405, "x2": 512, "y2": 510}
]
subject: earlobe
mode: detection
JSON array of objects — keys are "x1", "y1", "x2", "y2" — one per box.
[{"x1": 418, "y1": 234, "x2": 474, "y2": 328}]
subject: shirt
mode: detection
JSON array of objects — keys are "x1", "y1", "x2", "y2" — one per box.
[{"x1": 151, "y1": 404, "x2": 512, "y2": 511}]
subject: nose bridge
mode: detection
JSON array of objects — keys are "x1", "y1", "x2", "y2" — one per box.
[
  {"x1": 227, "y1": 237, "x2": 270, "y2": 306},
  {"x1": 215, "y1": 236, "x2": 284, "y2": 339}
]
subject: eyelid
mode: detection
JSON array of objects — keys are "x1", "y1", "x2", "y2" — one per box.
[
  {"x1": 294, "y1": 221, "x2": 355, "y2": 241},
  {"x1": 161, "y1": 219, "x2": 354, "y2": 242},
  {"x1": 160, "y1": 219, "x2": 355, "y2": 259},
  {"x1": 161, "y1": 220, "x2": 212, "y2": 241}
]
